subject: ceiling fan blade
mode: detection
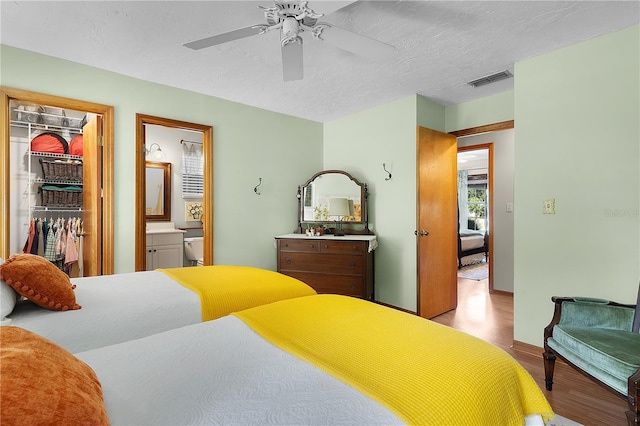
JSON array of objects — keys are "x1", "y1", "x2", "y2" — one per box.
[
  {"x1": 281, "y1": 38, "x2": 303, "y2": 81},
  {"x1": 184, "y1": 25, "x2": 265, "y2": 50},
  {"x1": 314, "y1": 24, "x2": 396, "y2": 59}
]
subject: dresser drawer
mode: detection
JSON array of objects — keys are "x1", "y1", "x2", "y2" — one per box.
[
  {"x1": 276, "y1": 236, "x2": 375, "y2": 301},
  {"x1": 284, "y1": 272, "x2": 365, "y2": 297},
  {"x1": 278, "y1": 239, "x2": 320, "y2": 253},
  {"x1": 279, "y1": 252, "x2": 363, "y2": 275},
  {"x1": 318, "y1": 240, "x2": 366, "y2": 255}
]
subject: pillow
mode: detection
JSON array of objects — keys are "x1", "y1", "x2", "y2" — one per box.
[
  {"x1": 0, "y1": 254, "x2": 80, "y2": 311},
  {"x1": 1, "y1": 282, "x2": 18, "y2": 325},
  {"x1": 0, "y1": 326, "x2": 109, "y2": 425}
]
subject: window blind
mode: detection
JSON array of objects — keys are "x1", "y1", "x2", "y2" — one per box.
[{"x1": 182, "y1": 142, "x2": 203, "y2": 197}]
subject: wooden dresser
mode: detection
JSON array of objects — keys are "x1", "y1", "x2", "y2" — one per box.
[{"x1": 275, "y1": 234, "x2": 376, "y2": 300}]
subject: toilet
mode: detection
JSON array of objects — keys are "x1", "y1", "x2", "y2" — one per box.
[{"x1": 183, "y1": 237, "x2": 204, "y2": 266}]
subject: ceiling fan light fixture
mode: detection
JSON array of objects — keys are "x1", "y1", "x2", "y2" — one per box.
[{"x1": 467, "y1": 70, "x2": 513, "y2": 88}]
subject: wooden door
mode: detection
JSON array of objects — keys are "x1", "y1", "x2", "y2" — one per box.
[
  {"x1": 416, "y1": 126, "x2": 458, "y2": 318},
  {"x1": 82, "y1": 116, "x2": 102, "y2": 276}
]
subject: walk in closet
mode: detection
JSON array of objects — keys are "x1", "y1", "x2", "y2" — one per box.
[{"x1": 1, "y1": 87, "x2": 115, "y2": 276}]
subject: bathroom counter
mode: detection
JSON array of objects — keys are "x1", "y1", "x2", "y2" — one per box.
[
  {"x1": 146, "y1": 222, "x2": 186, "y2": 235},
  {"x1": 146, "y1": 229, "x2": 187, "y2": 235}
]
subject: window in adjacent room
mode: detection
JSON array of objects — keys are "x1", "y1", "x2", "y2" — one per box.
[{"x1": 182, "y1": 140, "x2": 203, "y2": 198}]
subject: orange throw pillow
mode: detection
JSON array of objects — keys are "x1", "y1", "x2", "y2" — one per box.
[
  {"x1": 0, "y1": 254, "x2": 80, "y2": 311},
  {"x1": 0, "y1": 326, "x2": 109, "y2": 425}
]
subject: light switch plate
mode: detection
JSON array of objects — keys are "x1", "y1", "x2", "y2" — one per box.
[{"x1": 543, "y1": 198, "x2": 556, "y2": 214}]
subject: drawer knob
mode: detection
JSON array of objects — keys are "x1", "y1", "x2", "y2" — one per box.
[
  {"x1": 285, "y1": 258, "x2": 292, "y2": 264},
  {"x1": 350, "y1": 283, "x2": 356, "y2": 289},
  {"x1": 350, "y1": 262, "x2": 356, "y2": 269}
]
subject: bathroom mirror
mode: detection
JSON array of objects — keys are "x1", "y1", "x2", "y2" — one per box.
[
  {"x1": 145, "y1": 161, "x2": 171, "y2": 221},
  {"x1": 297, "y1": 170, "x2": 370, "y2": 234}
]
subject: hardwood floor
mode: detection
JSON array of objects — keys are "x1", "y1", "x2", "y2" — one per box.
[{"x1": 431, "y1": 277, "x2": 629, "y2": 426}]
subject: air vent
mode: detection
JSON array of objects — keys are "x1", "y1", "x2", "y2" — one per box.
[{"x1": 467, "y1": 70, "x2": 513, "y2": 88}]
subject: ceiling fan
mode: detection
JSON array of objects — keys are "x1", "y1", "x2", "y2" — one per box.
[{"x1": 183, "y1": 1, "x2": 395, "y2": 81}]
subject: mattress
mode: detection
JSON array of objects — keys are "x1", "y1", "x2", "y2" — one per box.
[
  {"x1": 75, "y1": 295, "x2": 553, "y2": 425},
  {"x1": 7, "y1": 270, "x2": 201, "y2": 353},
  {"x1": 5, "y1": 266, "x2": 316, "y2": 353},
  {"x1": 76, "y1": 315, "x2": 402, "y2": 425},
  {"x1": 460, "y1": 233, "x2": 485, "y2": 251}
]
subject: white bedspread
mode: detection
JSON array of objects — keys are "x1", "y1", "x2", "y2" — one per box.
[
  {"x1": 76, "y1": 316, "x2": 403, "y2": 426},
  {"x1": 7, "y1": 271, "x2": 201, "y2": 353},
  {"x1": 460, "y1": 234, "x2": 485, "y2": 251}
]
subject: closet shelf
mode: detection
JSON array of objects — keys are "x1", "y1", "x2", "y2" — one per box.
[
  {"x1": 31, "y1": 206, "x2": 82, "y2": 212},
  {"x1": 30, "y1": 151, "x2": 83, "y2": 160},
  {"x1": 31, "y1": 178, "x2": 83, "y2": 185},
  {"x1": 10, "y1": 119, "x2": 83, "y2": 133}
]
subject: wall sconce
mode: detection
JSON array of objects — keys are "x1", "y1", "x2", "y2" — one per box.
[{"x1": 145, "y1": 143, "x2": 166, "y2": 162}]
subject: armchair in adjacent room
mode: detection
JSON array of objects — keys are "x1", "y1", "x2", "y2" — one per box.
[{"x1": 543, "y1": 284, "x2": 640, "y2": 425}]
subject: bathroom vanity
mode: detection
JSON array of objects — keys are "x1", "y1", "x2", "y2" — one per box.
[{"x1": 145, "y1": 223, "x2": 186, "y2": 270}]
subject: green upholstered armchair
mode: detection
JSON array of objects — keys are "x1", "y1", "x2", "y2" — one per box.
[{"x1": 543, "y1": 285, "x2": 640, "y2": 425}]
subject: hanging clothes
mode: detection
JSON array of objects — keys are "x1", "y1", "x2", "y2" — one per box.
[
  {"x1": 23, "y1": 219, "x2": 35, "y2": 254},
  {"x1": 45, "y1": 220, "x2": 57, "y2": 262},
  {"x1": 65, "y1": 218, "x2": 79, "y2": 266},
  {"x1": 76, "y1": 219, "x2": 84, "y2": 278},
  {"x1": 55, "y1": 218, "x2": 66, "y2": 262},
  {"x1": 29, "y1": 219, "x2": 39, "y2": 255},
  {"x1": 36, "y1": 219, "x2": 45, "y2": 257},
  {"x1": 41, "y1": 219, "x2": 49, "y2": 256}
]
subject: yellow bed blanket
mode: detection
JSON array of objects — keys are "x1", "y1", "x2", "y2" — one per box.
[
  {"x1": 157, "y1": 265, "x2": 316, "y2": 321},
  {"x1": 235, "y1": 294, "x2": 554, "y2": 425}
]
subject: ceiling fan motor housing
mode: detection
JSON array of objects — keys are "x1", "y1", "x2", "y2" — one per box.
[
  {"x1": 282, "y1": 17, "x2": 300, "y2": 39},
  {"x1": 265, "y1": 2, "x2": 320, "y2": 27}
]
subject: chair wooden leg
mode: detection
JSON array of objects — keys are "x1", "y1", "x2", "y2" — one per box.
[
  {"x1": 543, "y1": 349, "x2": 556, "y2": 391},
  {"x1": 627, "y1": 369, "x2": 640, "y2": 425}
]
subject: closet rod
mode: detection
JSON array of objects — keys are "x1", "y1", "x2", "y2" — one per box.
[{"x1": 180, "y1": 139, "x2": 202, "y2": 144}]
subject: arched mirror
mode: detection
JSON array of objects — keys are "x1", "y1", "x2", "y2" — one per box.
[{"x1": 297, "y1": 170, "x2": 370, "y2": 235}]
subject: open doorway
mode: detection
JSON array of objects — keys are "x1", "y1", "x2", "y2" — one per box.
[
  {"x1": 457, "y1": 145, "x2": 492, "y2": 290},
  {"x1": 134, "y1": 114, "x2": 213, "y2": 272}
]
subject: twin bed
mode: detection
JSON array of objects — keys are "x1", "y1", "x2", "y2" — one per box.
[
  {"x1": 0, "y1": 256, "x2": 316, "y2": 353},
  {"x1": 458, "y1": 228, "x2": 489, "y2": 268},
  {"x1": 1, "y1": 254, "x2": 554, "y2": 425}
]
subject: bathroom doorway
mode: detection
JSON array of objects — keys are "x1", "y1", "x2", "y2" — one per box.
[{"x1": 134, "y1": 114, "x2": 213, "y2": 271}]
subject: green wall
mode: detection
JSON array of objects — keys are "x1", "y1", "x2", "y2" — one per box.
[
  {"x1": 324, "y1": 95, "x2": 425, "y2": 310},
  {"x1": 513, "y1": 25, "x2": 639, "y2": 346},
  {"x1": 445, "y1": 90, "x2": 514, "y2": 133},
  {"x1": 1, "y1": 45, "x2": 323, "y2": 273},
  {"x1": 322, "y1": 94, "x2": 446, "y2": 310}
]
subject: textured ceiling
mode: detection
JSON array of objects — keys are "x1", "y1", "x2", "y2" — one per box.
[{"x1": 1, "y1": 1, "x2": 638, "y2": 122}]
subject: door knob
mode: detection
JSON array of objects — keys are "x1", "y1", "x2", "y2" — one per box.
[{"x1": 421, "y1": 230, "x2": 429, "y2": 236}]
